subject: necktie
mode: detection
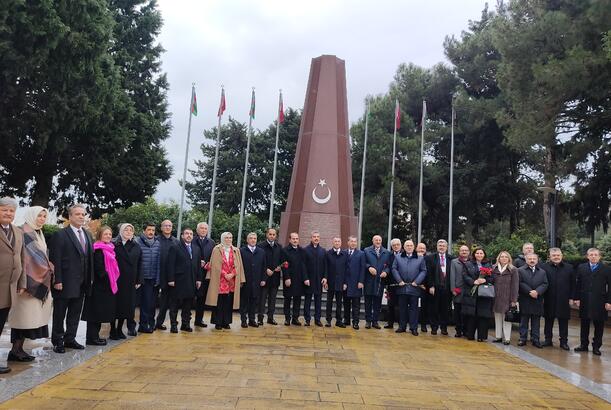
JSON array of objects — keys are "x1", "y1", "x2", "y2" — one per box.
[
  {"x1": 375, "y1": 248, "x2": 380, "y2": 257},
  {"x1": 440, "y1": 254, "x2": 446, "y2": 277},
  {"x1": 349, "y1": 250, "x2": 352, "y2": 256},
  {"x1": 3, "y1": 226, "x2": 13, "y2": 246},
  {"x1": 77, "y1": 229, "x2": 87, "y2": 252}
]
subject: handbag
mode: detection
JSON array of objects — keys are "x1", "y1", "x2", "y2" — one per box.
[
  {"x1": 505, "y1": 306, "x2": 521, "y2": 323},
  {"x1": 477, "y1": 284, "x2": 495, "y2": 298}
]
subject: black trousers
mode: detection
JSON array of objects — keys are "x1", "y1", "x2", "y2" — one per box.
[
  {"x1": 419, "y1": 293, "x2": 429, "y2": 329},
  {"x1": 428, "y1": 288, "x2": 451, "y2": 330},
  {"x1": 52, "y1": 296, "x2": 84, "y2": 345},
  {"x1": 519, "y1": 314, "x2": 541, "y2": 342},
  {"x1": 155, "y1": 287, "x2": 170, "y2": 327},
  {"x1": 211, "y1": 293, "x2": 234, "y2": 326},
  {"x1": 579, "y1": 318, "x2": 605, "y2": 349},
  {"x1": 139, "y1": 279, "x2": 157, "y2": 330},
  {"x1": 169, "y1": 295, "x2": 192, "y2": 327},
  {"x1": 304, "y1": 293, "x2": 322, "y2": 322},
  {"x1": 0, "y1": 307, "x2": 9, "y2": 337},
  {"x1": 258, "y1": 285, "x2": 279, "y2": 322},
  {"x1": 454, "y1": 302, "x2": 464, "y2": 334},
  {"x1": 86, "y1": 321, "x2": 102, "y2": 340},
  {"x1": 398, "y1": 294, "x2": 420, "y2": 331},
  {"x1": 343, "y1": 294, "x2": 361, "y2": 325},
  {"x1": 544, "y1": 317, "x2": 568, "y2": 343},
  {"x1": 325, "y1": 290, "x2": 343, "y2": 323},
  {"x1": 386, "y1": 287, "x2": 397, "y2": 325},
  {"x1": 240, "y1": 289, "x2": 259, "y2": 323},
  {"x1": 194, "y1": 279, "x2": 210, "y2": 324},
  {"x1": 465, "y1": 315, "x2": 490, "y2": 340},
  {"x1": 284, "y1": 294, "x2": 302, "y2": 321}
]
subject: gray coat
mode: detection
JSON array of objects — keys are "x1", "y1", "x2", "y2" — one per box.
[
  {"x1": 450, "y1": 258, "x2": 468, "y2": 303},
  {"x1": 518, "y1": 265, "x2": 549, "y2": 316},
  {"x1": 391, "y1": 252, "x2": 426, "y2": 297}
]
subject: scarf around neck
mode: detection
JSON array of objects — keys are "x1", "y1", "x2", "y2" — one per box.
[{"x1": 94, "y1": 241, "x2": 120, "y2": 294}]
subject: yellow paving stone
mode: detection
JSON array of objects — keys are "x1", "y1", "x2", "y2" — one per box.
[
  {"x1": 139, "y1": 383, "x2": 217, "y2": 395},
  {"x1": 101, "y1": 381, "x2": 147, "y2": 392},
  {"x1": 316, "y1": 375, "x2": 356, "y2": 384},
  {"x1": 216, "y1": 387, "x2": 281, "y2": 399},
  {"x1": 338, "y1": 384, "x2": 390, "y2": 395},
  {"x1": 280, "y1": 389, "x2": 320, "y2": 401},
  {"x1": 319, "y1": 391, "x2": 364, "y2": 404},
  {"x1": 236, "y1": 397, "x2": 343, "y2": 409}
]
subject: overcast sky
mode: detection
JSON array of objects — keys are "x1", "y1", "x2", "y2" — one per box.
[{"x1": 154, "y1": 0, "x2": 489, "y2": 203}]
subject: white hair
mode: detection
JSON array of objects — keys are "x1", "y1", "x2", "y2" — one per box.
[{"x1": 0, "y1": 197, "x2": 18, "y2": 209}]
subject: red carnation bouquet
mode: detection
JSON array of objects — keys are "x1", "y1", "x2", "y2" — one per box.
[
  {"x1": 470, "y1": 266, "x2": 492, "y2": 296},
  {"x1": 282, "y1": 261, "x2": 289, "y2": 269}
]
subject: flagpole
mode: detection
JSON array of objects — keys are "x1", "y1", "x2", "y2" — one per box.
[
  {"x1": 208, "y1": 86, "x2": 224, "y2": 238},
  {"x1": 237, "y1": 87, "x2": 255, "y2": 247},
  {"x1": 268, "y1": 89, "x2": 282, "y2": 228},
  {"x1": 177, "y1": 83, "x2": 195, "y2": 236},
  {"x1": 417, "y1": 100, "x2": 427, "y2": 244},
  {"x1": 387, "y1": 99, "x2": 399, "y2": 249},
  {"x1": 357, "y1": 99, "x2": 370, "y2": 248},
  {"x1": 448, "y1": 97, "x2": 455, "y2": 254}
]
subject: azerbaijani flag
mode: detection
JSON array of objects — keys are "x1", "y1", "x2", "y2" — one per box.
[
  {"x1": 218, "y1": 88, "x2": 226, "y2": 117},
  {"x1": 394, "y1": 99, "x2": 400, "y2": 130},
  {"x1": 190, "y1": 88, "x2": 197, "y2": 116},
  {"x1": 278, "y1": 91, "x2": 285, "y2": 124}
]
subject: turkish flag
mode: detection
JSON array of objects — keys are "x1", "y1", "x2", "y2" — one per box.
[{"x1": 394, "y1": 99, "x2": 400, "y2": 130}]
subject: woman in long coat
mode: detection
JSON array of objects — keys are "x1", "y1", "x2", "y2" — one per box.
[
  {"x1": 8, "y1": 206, "x2": 53, "y2": 362},
  {"x1": 491, "y1": 251, "x2": 519, "y2": 345},
  {"x1": 462, "y1": 247, "x2": 494, "y2": 342},
  {"x1": 206, "y1": 232, "x2": 245, "y2": 330},
  {"x1": 82, "y1": 226, "x2": 118, "y2": 345},
  {"x1": 111, "y1": 223, "x2": 142, "y2": 339}
]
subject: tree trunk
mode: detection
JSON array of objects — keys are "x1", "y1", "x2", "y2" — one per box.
[
  {"x1": 542, "y1": 147, "x2": 556, "y2": 246},
  {"x1": 30, "y1": 170, "x2": 54, "y2": 207}
]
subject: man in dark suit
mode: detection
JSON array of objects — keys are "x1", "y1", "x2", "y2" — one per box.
[
  {"x1": 0, "y1": 197, "x2": 25, "y2": 374},
  {"x1": 514, "y1": 242, "x2": 534, "y2": 269},
  {"x1": 283, "y1": 232, "x2": 306, "y2": 326},
  {"x1": 240, "y1": 232, "x2": 266, "y2": 327},
  {"x1": 49, "y1": 204, "x2": 93, "y2": 353},
  {"x1": 155, "y1": 220, "x2": 178, "y2": 330},
  {"x1": 193, "y1": 222, "x2": 214, "y2": 328},
  {"x1": 425, "y1": 239, "x2": 454, "y2": 335},
  {"x1": 257, "y1": 228, "x2": 284, "y2": 326},
  {"x1": 166, "y1": 227, "x2": 202, "y2": 333},
  {"x1": 324, "y1": 237, "x2": 348, "y2": 328},
  {"x1": 344, "y1": 236, "x2": 365, "y2": 329},
  {"x1": 541, "y1": 248, "x2": 574, "y2": 350},
  {"x1": 574, "y1": 248, "x2": 611, "y2": 356},
  {"x1": 384, "y1": 238, "x2": 402, "y2": 329},
  {"x1": 517, "y1": 253, "x2": 548, "y2": 348},
  {"x1": 303, "y1": 231, "x2": 326, "y2": 327},
  {"x1": 363, "y1": 235, "x2": 391, "y2": 329}
]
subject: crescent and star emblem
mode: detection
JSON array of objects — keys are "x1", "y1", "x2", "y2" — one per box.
[{"x1": 312, "y1": 179, "x2": 331, "y2": 204}]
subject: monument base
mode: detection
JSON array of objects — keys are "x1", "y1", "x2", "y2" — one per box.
[{"x1": 280, "y1": 211, "x2": 357, "y2": 248}]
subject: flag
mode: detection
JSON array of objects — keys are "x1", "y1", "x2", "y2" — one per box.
[
  {"x1": 278, "y1": 91, "x2": 285, "y2": 124},
  {"x1": 249, "y1": 89, "x2": 255, "y2": 119},
  {"x1": 394, "y1": 99, "x2": 400, "y2": 130},
  {"x1": 190, "y1": 88, "x2": 197, "y2": 116},
  {"x1": 217, "y1": 88, "x2": 226, "y2": 117}
]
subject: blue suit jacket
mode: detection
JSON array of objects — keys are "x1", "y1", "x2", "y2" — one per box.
[
  {"x1": 363, "y1": 246, "x2": 391, "y2": 296},
  {"x1": 345, "y1": 249, "x2": 365, "y2": 298}
]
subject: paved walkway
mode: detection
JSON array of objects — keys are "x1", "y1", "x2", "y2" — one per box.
[{"x1": 1, "y1": 315, "x2": 609, "y2": 409}]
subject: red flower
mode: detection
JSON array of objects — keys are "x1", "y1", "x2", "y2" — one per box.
[
  {"x1": 479, "y1": 267, "x2": 492, "y2": 276},
  {"x1": 282, "y1": 261, "x2": 289, "y2": 269},
  {"x1": 453, "y1": 287, "x2": 462, "y2": 295}
]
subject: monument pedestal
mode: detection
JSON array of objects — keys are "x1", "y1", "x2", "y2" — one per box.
[{"x1": 279, "y1": 55, "x2": 357, "y2": 248}]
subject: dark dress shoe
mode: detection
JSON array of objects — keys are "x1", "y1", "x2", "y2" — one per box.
[
  {"x1": 64, "y1": 340, "x2": 85, "y2": 350},
  {"x1": 127, "y1": 329, "x2": 137, "y2": 337},
  {"x1": 291, "y1": 319, "x2": 302, "y2": 326},
  {"x1": 503, "y1": 341, "x2": 510, "y2": 345},
  {"x1": 325, "y1": 322, "x2": 332, "y2": 327},
  {"x1": 441, "y1": 329, "x2": 449, "y2": 336},
  {"x1": 155, "y1": 324, "x2": 167, "y2": 331},
  {"x1": 315, "y1": 321, "x2": 323, "y2": 327},
  {"x1": 181, "y1": 326, "x2": 193, "y2": 332},
  {"x1": 170, "y1": 326, "x2": 178, "y2": 333},
  {"x1": 542, "y1": 340, "x2": 553, "y2": 347},
  {"x1": 53, "y1": 345, "x2": 66, "y2": 354},
  {"x1": 336, "y1": 322, "x2": 346, "y2": 328},
  {"x1": 284, "y1": 320, "x2": 291, "y2": 326},
  {"x1": 109, "y1": 332, "x2": 121, "y2": 341},
  {"x1": 353, "y1": 323, "x2": 360, "y2": 330},
  {"x1": 257, "y1": 320, "x2": 264, "y2": 326},
  {"x1": 372, "y1": 322, "x2": 381, "y2": 329},
  {"x1": 267, "y1": 319, "x2": 278, "y2": 325},
  {"x1": 467, "y1": 337, "x2": 475, "y2": 341},
  {"x1": 574, "y1": 345, "x2": 588, "y2": 352},
  {"x1": 455, "y1": 332, "x2": 463, "y2": 338},
  {"x1": 431, "y1": 330, "x2": 438, "y2": 335},
  {"x1": 117, "y1": 330, "x2": 127, "y2": 340},
  {"x1": 241, "y1": 322, "x2": 248, "y2": 328},
  {"x1": 222, "y1": 324, "x2": 230, "y2": 329},
  {"x1": 411, "y1": 330, "x2": 419, "y2": 336},
  {"x1": 304, "y1": 321, "x2": 311, "y2": 327},
  {"x1": 7, "y1": 351, "x2": 34, "y2": 362},
  {"x1": 194, "y1": 322, "x2": 208, "y2": 328},
  {"x1": 215, "y1": 325, "x2": 222, "y2": 330},
  {"x1": 249, "y1": 322, "x2": 259, "y2": 328},
  {"x1": 365, "y1": 322, "x2": 372, "y2": 329},
  {"x1": 0, "y1": 366, "x2": 11, "y2": 374},
  {"x1": 593, "y1": 348, "x2": 601, "y2": 356},
  {"x1": 395, "y1": 328, "x2": 406, "y2": 333},
  {"x1": 421, "y1": 326, "x2": 428, "y2": 333},
  {"x1": 86, "y1": 338, "x2": 107, "y2": 346},
  {"x1": 492, "y1": 338, "x2": 503, "y2": 343},
  {"x1": 532, "y1": 341, "x2": 543, "y2": 348},
  {"x1": 517, "y1": 340, "x2": 527, "y2": 346},
  {"x1": 384, "y1": 323, "x2": 394, "y2": 329},
  {"x1": 560, "y1": 343, "x2": 570, "y2": 351},
  {"x1": 138, "y1": 327, "x2": 153, "y2": 334}
]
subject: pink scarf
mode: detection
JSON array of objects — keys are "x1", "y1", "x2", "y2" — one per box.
[{"x1": 94, "y1": 241, "x2": 120, "y2": 294}]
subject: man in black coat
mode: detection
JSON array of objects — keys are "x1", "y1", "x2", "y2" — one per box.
[
  {"x1": 193, "y1": 222, "x2": 214, "y2": 328},
  {"x1": 303, "y1": 231, "x2": 326, "y2": 327},
  {"x1": 155, "y1": 220, "x2": 178, "y2": 330},
  {"x1": 49, "y1": 204, "x2": 93, "y2": 353},
  {"x1": 517, "y1": 253, "x2": 549, "y2": 348},
  {"x1": 384, "y1": 239, "x2": 402, "y2": 329},
  {"x1": 425, "y1": 239, "x2": 454, "y2": 335},
  {"x1": 573, "y1": 248, "x2": 611, "y2": 356},
  {"x1": 540, "y1": 248, "x2": 574, "y2": 350},
  {"x1": 240, "y1": 232, "x2": 266, "y2": 327},
  {"x1": 283, "y1": 233, "x2": 307, "y2": 326},
  {"x1": 324, "y1": 237, "x2": 348, "y2": 328},
  {"x1": 513, "y1": 243, "x2": 534, "y2": 269},
  {"x1": 166, "y1": 228, "x2": 202, "y2": 333},
  {"x1": 257, "y1": 228, "x2": 284, "y2": 326}
]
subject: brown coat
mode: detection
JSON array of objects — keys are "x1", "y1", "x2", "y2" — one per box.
[
  {"x1": 205, "y1": 245, "x2": 245, "y2": 309},
  {"x1": 493, "y1": 265, "x2": 519, "y2": 314},
  {"x1": 0, "y1": 224, "x2": 26, "y2": 309}
]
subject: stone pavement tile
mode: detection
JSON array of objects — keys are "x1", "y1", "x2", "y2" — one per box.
[
  {"x1": 246, "y1": 379, "x2": 340, "y2": 392},
  {"x1": 236, "y1": 397, "x2": 343, "y2": 409},
  {"x1": 28, "y1": 385, "x2": 123, "y2": 401},
  {"x1": 280, "y1": 389, "x2": 320, "y2": 401},
  {"x1": 178, "y1": 375, "x2": 250, "y2": 387},
  {"x1": 140, "y1": 383, "x2": 216, "y2": 395},
  {"x1": 101, "y1": 381, "x2": 147, "y2": 392},
  {"x1": 319, "y1": 391, "x2": 364, "y2": 404},
  {"x1": 120, "y1": 391, "x2": 238, "y2": 408},
  {"x1": 217, "y1": 387, "x2": 281, "y2": 399},
  {"x1": 0, "y1": 396, "x2": 99, "y2": 409},
  {"x1": 341, "y1": 404, "x2": 412, "y2": 410},
  {"x1": 316, "y1": 375, "x2": 356, "y2": 384},
  {"x1": 338, "y1": 384, "x2": 390, "y2": 395},
  {"x1": 361, "y1": 393, "x2": 445, "y2": 408}
]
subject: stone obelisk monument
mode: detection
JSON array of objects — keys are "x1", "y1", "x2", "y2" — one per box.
[{"x1": 279, "y1": 55, "x2": 357, "y2": 248}]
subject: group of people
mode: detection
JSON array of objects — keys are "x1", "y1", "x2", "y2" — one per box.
[{"x1": 1, "y1": 197, "x2": 610, "y2": 376}]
